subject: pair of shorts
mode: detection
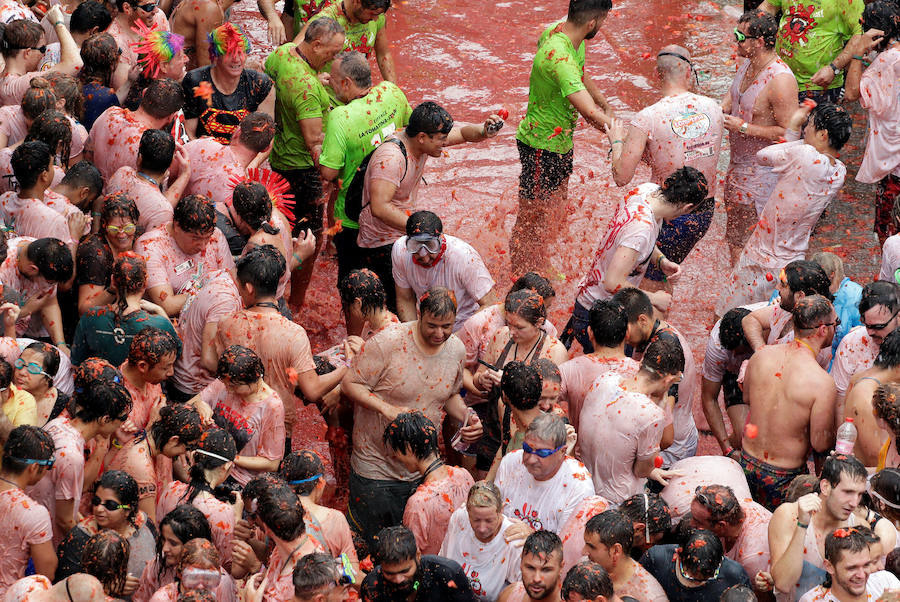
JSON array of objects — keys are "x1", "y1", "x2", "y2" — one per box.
[
  {"x1": 875, "y1": 173, "x2": 900, "y2": 242},
  {"x1": 272, "y1": 166, "x2": 325, "y2": 237},
  {"x1": 645, "y1": 198, "x2": 714, "y2": 281},
  {"x1": 560, "y1": 301, "x2": 594, "y2": 353},
  {"x1": 517, "y1": 139, "x2": 574, "y2": 201},
  {"x1": 739, "y1": 450, "x2": 807, "y2": 511},
  {"x1": 798, "y1": 87, "x2": 844, "y2": 104},
  {"x1": 722, "y1": 371, "x2": 745, "y2": 408},
  {"x1": 347, "y1": 471, "x2": 419, "y2": 551},
  {"x1": 357, "y1": 243, "x2": 396, "y2": 312},
  {"x1": 333, "y1": 227, "x2": 362, "y2": 285}
]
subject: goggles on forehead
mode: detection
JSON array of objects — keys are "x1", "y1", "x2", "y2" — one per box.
[
  {"x1": 406, "y1": 236, "x2": 442, "y2": 255},
  {"x1": 181, "y1": 567, "x2": 221, "y2": 590}
]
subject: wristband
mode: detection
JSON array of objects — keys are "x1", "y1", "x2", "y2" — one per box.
[
  {"x1": 611, "y1": 139, "x2": 624, "y2": 145},
  {"x1": 797, "y1": 520, "x2": 809, "y2": 529},
  {"x1": 56, "y1": 341, "x2": 68, "y2": 347},
  {"x1": 292, "y1": 252, "x2": 302, "y2": 268},
  {"x1": 723, "y1": 446, "x2": 735, "y2": 457}
]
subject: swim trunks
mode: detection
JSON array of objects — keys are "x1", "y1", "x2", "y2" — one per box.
[
  {"x1": 739, "y1": 450, "x2": 807, "y2": 511},
  {"x1": 645, "y1": 197, "x2": 714, "y2": 281},
  {"x1": 517, "y1": 139, "x2": 574, "y2": 201}
]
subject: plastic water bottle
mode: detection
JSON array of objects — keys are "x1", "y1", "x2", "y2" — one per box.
[{"x1": 834, "y1": 417, "x2": 858, "y2": 455}]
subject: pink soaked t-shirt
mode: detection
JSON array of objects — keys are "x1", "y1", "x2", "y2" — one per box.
[
  {"x1": 857, "y1": 47, "x2": 900, "y2": 183},
  {"x1": 660, "y1": 455, "x2": 753, "y2": 521},
  {"x1": 0, "y1": 488, "x2": 53, "y2": 597},
  {"x1": 880, "y1": 234, "x2": 900, "y2": 282},
  {"x1": 147, "y1": 572, "x2": 238, "y2": 602},
  {"x1": 105, "y1": 166, "x2": 173, "y2": 231},
  {"x1": 579, "y1": 372, "x2": 666, "y2": 504},
  {"x1": 0, "y1": 149, "x2": 63, "y2": 194},
  {"x1": 631, "y1": 91, "x2": 723, "y2": 198},
  {"x1": 43, "y1": 189, "x2": 85, "y2": 224},
  {"x1": 183, "y1": 138, "x2": 247, "y2": 207},
  {"x1": 559, "y1": 495, "x2": 611, "y2": 576},
  {"x1": 832, "y1": 326, "x2": 880, "y2": 403},
  {"x1": 403, "y1": 466, "x2": 474, "y2": 555},
  {"x1": 0, "y1": 237, "x2": 56, "y2": 335},
  {"x1": 106, "y1": 434, "x2": 160, "y2": 503},
  {"x1": 134, "y1": 224, "x2": 235, "y2": 295},
  {"x1": 261, "y1": 538, "x2": 326, "y2": 602},
  {"x1": 0, "y1": 72, "x2": 42, "y2": 106},
  {"x1": 9, "y1": 195, "x2": 74, "y2": 243},
  {"x1": 173, "y1": 270, "x2": 241, "y2": 394},
  {"x1": 155, "y1": 481, "x2": 234, "y2": 569},
  {"x1": 728, "y1": 500, "x2": 773, "y2": 580},
  {"x1": 303, "y1": 504, "x2": 358, "y2": 565},
  {"x1": 87, "y1": 106, "x2": 152, "y2": 180},
  {"x1": 115, "y1": 365, "x2": 165, "y2": 447},
  {"x1": 576, "y1": 183, "x2": 661, "y2": 309},
  {"x1": 620, "y1": 562, "x2": 670, "y2": 602},
  {"x1": 0, "y1": 105, "x2": 27, "y2": 146},
  {"x1": 358, "y1": 135, "x2": 427, "y2": 248},
  {"x1": 199, "y1": 380, "x2": 285, "y2": 486},
  {"x1": 559, "y1": 355, "x2": 640, "y2": 433},
  {"x1": 741, "y1": 141, "x2": 845, "y2": 269}
]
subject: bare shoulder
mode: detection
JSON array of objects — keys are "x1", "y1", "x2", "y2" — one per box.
[{"x1": 770, "y1": 499, "x2": 799, "y2": 524}]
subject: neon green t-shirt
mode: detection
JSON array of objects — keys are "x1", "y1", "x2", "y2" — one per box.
[
  {"x1": 319, "y1": 81, "x2": 412, "y2": 230},
  {"x1": 770, "y1": 0, "x2": 862, "y2": 90},
  {"x1": 306, "y1": 2, "x2": 386, "y2": 58},
  {"x1": 515, "y1": 22, "x2": 586, "y2": 154},
  {"x1": 264, "y1": 43, "x2": 336, "y2": 171},
  {"x1": 292, "y1": 0, "x2": 329, "y2": 33}
]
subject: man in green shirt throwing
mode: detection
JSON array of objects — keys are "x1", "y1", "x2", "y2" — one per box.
[{"x1": 512, "y1": 0, "x2": 614, "y2": 275}]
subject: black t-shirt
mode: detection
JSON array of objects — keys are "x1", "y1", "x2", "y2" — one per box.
[
  {"x1": 182, "y1": 66, "x2": 273, "y2": 143},
  {"x1": 640, "y1": 544, "x2": 751, "y2": 602},
  {"x1": 360, "y1": 555, "x2": 477, "y2": 602}
]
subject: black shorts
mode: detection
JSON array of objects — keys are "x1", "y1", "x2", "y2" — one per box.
[
  {"x1": 358, "y1": 243, "x2": 396, "y2": 312},
  {"x1": 722, "y1": 371, "x2": 745, "y2": 408},
  {"x1": 517, "y1": 139, "x2": 573, "y2": 201},
  {"x1": 272, "y1": 166, "x2": 324, "y2": 238},
  {"x1": 333, "y1": 227, "x2": 362, "y2": 285}
]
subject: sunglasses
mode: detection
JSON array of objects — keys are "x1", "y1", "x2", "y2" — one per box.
[
  {"x1": 521, "y1": 441, "x2": 565, "y2": 458},
  {"x1": 678, "y1": 554, "x2": 721, "y2": 583},
  {"x1": 29, "y1": 45, "x2": 47, "y2": 54},
  {"x1": 14, "y1": 358, "x2": 50, "y2": 377},
  {"x1": 106, "y1": 223, "x2": 136, "y2": 235},
  {"x1": 136, "y1": 2, "x2": 157, "y2": 10},
  {"x1": 406, "y1": 237, "x2": 441, "y2": 255},
  {"x1": 643, "y1": 493, "x2": 650, "y2": 544},
  {"x1": 91, "y1": 496, "x2": 130, "y2": 511},
  {"x1": 11, "y1": 456, "x2": 54, "y2": 468},
  {"x1": 863, "y1": 308, "x2": 900, "y2": 331},
  {"x1": 820, "y1": 317, "x2": 842, "y2": 328}
]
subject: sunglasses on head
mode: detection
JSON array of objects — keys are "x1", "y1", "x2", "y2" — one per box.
[
  {"x1": 105, "y1": 223, "x2": 136, "y2": 235},
  {"x1": 521, "y1": 441, "x2": 565, "y2": 458},
  {"x1": 181, "y1": 567, "x2": 221, "y2": 590},
  {"x1": 11, "y1": 456, "x2": 54, "y2": 468},
  {"x1": 863, "y1": 308, "x2": 900, "y2": 331},
  {"x1": 14, "y1": 358, "x2": 50, "y2": 377},
  {"x1": 91, "y1": 496, "x2": 130, "y2": 511}
]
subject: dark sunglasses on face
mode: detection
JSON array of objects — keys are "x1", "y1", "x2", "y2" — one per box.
[
  {"x1": 863, "y1": 308, "x2": 900, "y2": 331},
  {"x1": 521, "y1": 441, "x2": 565, "y2": 458},
  {"x1": 136, "y1": 2, "x2": 157, "y2": 10},
  {"x1": 92, "y1": 496, "x2": 130, "y2": 511}
]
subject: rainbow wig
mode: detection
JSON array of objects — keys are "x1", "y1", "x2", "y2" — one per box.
[
  {"x1": 208, "y1": 22, "x2": 251, "y2": 63},
  {"x1": 130, "y1": 21, "x2": 185, "y2": 79}
]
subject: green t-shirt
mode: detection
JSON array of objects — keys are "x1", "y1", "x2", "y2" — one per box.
[
  {"x1": 770, "y1": 0, "x2": 862, "y2": 90},
  {"x1": 292, "y1": 0, "x2": 329, "y2": 33},
  {"x1": 319, "y1": 81, "x2": 412, "y2": 230},
  {"x1": 305, "y1": 2, "x2": 386, "y2": 58},
  {"x1": 515, "y1": 22, "x2": 586, "y2": 154},
  {"x1": 264, "y1": 43, "x2": 335, "y2": 171}
]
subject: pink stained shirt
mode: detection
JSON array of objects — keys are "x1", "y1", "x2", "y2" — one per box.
[
  {"x1": 114, "y1": 365, "x2": 165, "y2": 446},
  {"x1": 559, "y1": 495, "x2": 611, "y2": 576},
  {"x1": 87, "y1": 106, "x2": 151, "y2": 180},
  {"x1": 106, "y1": 434, "x2": 161, "y2": 504},
  {"x1": 857, "y1": 47, "x2": 900, "y2": 183},
  {"x1": 832, "y1": 326, "x2": 880, "y2": 403},
  {"x1": 133, "y1": 224, "x2": 235, "y2": 294},
  {"x1": 728, "y1": 500, "x2": 773, "y2": 580},
  {"x1": 741, "y1": 141, "x2": 845, "y2": 269},
  {"x1": 579, "y1": 372, "x2": 666, "y2": 504},
  {"x1": 146, "y1": 570, "x2": 237, "y2": 602},
  {"x1": 173, "y1": 270, "x2": 241, "y2": 394},
  {"x1": 9, "y1": 195, "x2": 74, "y2": 243},
  {"x1": 576, "y1": 183, "x2": 661, "y2": 309},
  {"x1": 183, "y1": 138, "x2": 247, "y2": 207},
  {"x1": 105, "y1": 166, "x2": 173, "y2": 231},
  {"x1": 620, "y1": 562, "x2": 669, "y2": 602},
  {"x1": 702, "y1": 302, "x2": 769, "y2": 383},
  {"x1": 0, "y1": 105, "x2": 27, "y2": 146},
  {"x1": 660, "y1": 455, "x2": 753, "y2": 522},
  {"x1": 0, "y1": 73, "x2": 42, "y2": 107},
  {"x1": 155, "y1": 481, "x2": 235, "y2": 570},
  {"x1": 881, "y1": 234, "x2": 900, "y2": 282},
  {"x1": 303, "y1": 504, "x2": 358, "y2": 565},
  {"x1": 391, "y1": 234, "x2": 495, "y2": 331},
  {"x1": 403, "y1": 466, "x2": 475, "y2": 555},
  {"x1": 0, "y1": 149, "x2": 64, "y2": 195},
  {"x1": 559, "y1": 355, "x2": 640, "y2": 433},
  {"x1": 199, "y1": 379, "x2": 286, "y2": 486},
  {"x1": 0, "y1": 488, "x2": 53, "y2": 597},
  {"x1": 0, "y1": 237, "x2": 56, "y2": 335},
  {"x1": 630, "y1": 91, "x2": 724, "y2": 198},
  {"x1": 25, "y1": 415, "x2": 85, "y2": 546},
  {"x1": 358, "y1": 135, "x2": 427, "y2": 248},
  {"x1": 43, "y1": 189, "x2": 85, "y2": 224},
  {"x1": 260, "y1": 539, "x2": 326, "y2": 602}
]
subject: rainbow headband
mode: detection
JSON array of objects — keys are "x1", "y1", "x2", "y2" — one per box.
[
  {"x1": 130, "y1": 21, "x2": 185, "y2": 78},
  {"x1": 208, "y1": 22, "x2": 251, "y2": 61}
]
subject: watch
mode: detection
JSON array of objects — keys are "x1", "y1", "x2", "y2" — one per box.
[
  {"x1": 829, "y1": 61, "x2": 841, "y2": 74},
  {"x1": 739, "y1": 121, "x2": 749, "y2": 135}
]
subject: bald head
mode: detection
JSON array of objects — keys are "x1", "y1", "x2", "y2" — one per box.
[
  {"x1": 49, "y1": 574, "x2": 107, "y2": 601},
  {"x1": 657, "y1": 44, "x2": 692, "y2": 81}
]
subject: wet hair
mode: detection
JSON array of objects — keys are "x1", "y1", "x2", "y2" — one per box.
[
  {"x1": 184, "y1": 427, "x2": 237, "y2": 504},
  {"x1": 383, "y1": 411, "x2": 439, "y2": 460},
  {"x1": 235, "y1": 244, "x2": 285, "y2": 298},
  {"x1": 811, "y1": 251, "x2": 844, "y2": 280},
  {"x1": 504, "y1": 289, "x2": 546, "y2": 326},
  {"x1": 280, "y1": 450, "x2": 324, "y2": 496},
  {"x1": 216, "y1": 345, "x2": 265, "y2": 385},
  {"x1": 620, "y1": 493, "x2": 672, "y2": 535},
  {"x1": 236, "y1": 112, "x2": 275, "y2": 153},
  {"x1": 233, "y1": 182, "x2": 278, "y2": 235},
  {"x1": 641, "y1": 337, "x2": 685, "y2": 378},
  {"x1": 511, "y1": 272, "x2": 555, "y2": 302},
  {"x1": 561, "y1": 561, "x2": 614, "y2": 599},
  {"x1": 111, "y1": 253, "x2": 148, "y2": 314},
  {"x1": 177, "y1": 591, "x2": 216, "y2": 602},
  {"x1": 0, "y1": 19, "x2": 43, "y2": 59},
  {"x1": 140, "y1": 78, "x2": 185, "y2": 120},
  {"x1": 257, "y1": 479, "x2": 306, "y2": 541},
  {"x1": 820, "y1": 454, "x2": 868, "y2": 489},
  {"x1": 863, "y1": 1, "x2": 900, "y2": 50},
  {"x1": 585, "y1": 510, "x2": 634, "y2": 550},
  {"x1": 156, "y1": 505, "x2": 212, "y2": 577},
  {"x1": 694, "y1": 485, "x2": 745, "y2": 525},
  {"x1": 525, "y1": 412, "x2": 567, "y2": 448},
  {"x1": 82, "y1": 529, "x2": 130, "y2": 597},
  {"x1": 150, "y1": 404, "x2": 202, "y2": 452},
  {"x1": 720, "y1": 584, "x2": 758, "y2": 602},
  {"x1": 70, "y1": 370, "x2": 132, "y2": 424},
  {"x1": 70, "y1": 1, "x2": 112, "y2": 35},
  {"x1": 860, "y1": 280, "x2": 900, "y2": 315},
  {"x1": 294, "y1": 553, "x2": 339, "y2": 598},
  {"x1": 874, "y1": 382, "x2": 900, "y2": 441},
  {"x1": 339, "y1": 268, "x2": 386, "y2": 315},
  {"x1": 567, "y1": 0, "x2": 612, "y2": 25},
  {"x1": 25, "y1": 110, "x2": 72, "y2": 169},
  {"x1": 611, "y1": 287, "x2": 654, "y2": 323},
  {"x1": 21, "y1": 341, "x2": 59, "y2": 387},
  {"x1": 304, "y1": 16, "x2": 344, "y2": 43},
  {"x1": 871, "y1": 468, "x2": 900, "y2": 519},
  {"x1": 0, "y1": 357, "x2": 11, "y2": 390},
  {"x1": 45, "y1": 72, "x2": 84, "y2": 122},
  {"x1": 500, "y1": 360, "x2": 542, "y2": 411},
  {"x1": 791, "y1": 294, "x2": 835, "y2": 334},
  {"x1": 523, "y1": 530, "x2": 563, "y2": 562},
  {"x1": 406, "y1": 101, "x2": 453, "y2": 137},
  {"x1": 21, "y1": 78, "x2": 57, "y2": 122},
  {"x1": 418, "y1": 286, "x2": 457, "y2": 317},
  {"x1": 533, "y1": 358, "x2": 561, "y2": 385},
  {"x1": 466, "y1": 480, "x2": 502, "y2": 511},
  {"x1": 128, "y1": 325, "x2": 179, "y2": 367},
  {"x1": 177, "y1": 538, "x2": 220, "y2": 577},
  {"x1": 785, "y1": 474, "x2": 818, "y2": 502},
  {"x1": 25, "y1": 237, "x2": 73, "y2": 282},
  {"x1": 1, "y1": 424, "x2": 54, "y2": 474},
  {"x1": 334, "y1": 50, "x2": 372, "y2": 88},
  {"x1": 61, "y1": 161, "x2": 103, "y2": 199},
  {"x1": 360, "y1": 0, "x2": 390, "y2": 10},
  {"x1": 719, "y1": 308, "x2": 752, "y2": 350},
  {"x1": 174, "y1": 194, "x2": 216, "y2": 234},
  {"x1": 73, "y1": 357, "x2": 120, "y2": 391},
  {"x1": 875, "y1": 330, "x2": 900, "y2": 369},
  {"x1": 98, "y1": 193, "x2": 139, "y2": 231},
  {"x1": 80, "y1": 33, "x2": 119, "y2": 87},
  {"x1": 138, "y1": 129, "x2": 175, "y2": 174},
  {"x1": 738, "y1": 9, "x2": 778, "y2": 48},
  {"x1": 680, "y1": 529, "x2": 724, "y2": 580},
  {"x1": 810, "y1": 103, "x2": 852, "y2": 150},
  {"x1": 824, "y1": 526, "x2": 871, "y2": 564},
  {"x1": 589, "y1": 299, "x2": 628, "y2": 347},
  {"x1": 374, "y1": 525, "x2": 417, "y2": 564},
  {"x1": 93, "y1": 470, "x2": 139, "y2": 523},
  {"x1": 406, "y1": 210, "x2": 442, "y2": 237},
  {"x1": 11, "y1": 140, "x2": 52, "y2": 190},
  {"x1": 784, "y1": 260, "x2": 833, "y2": 300},
  {"x1": 660, "y1": 166, "x2": 708, "y2": 206}
]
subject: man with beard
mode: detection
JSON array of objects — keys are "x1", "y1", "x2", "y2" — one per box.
[
  {"x1": 359, "y1": 525, "x2": 476, "y2": 601},
  {"x1": 499, "y1": 530, "x2": 565, "y2": 602},
  {"x1": 797, "y1": 527, "x2": 874, "y2": 602}
]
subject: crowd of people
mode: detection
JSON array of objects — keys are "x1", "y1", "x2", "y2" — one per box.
[{"x1": 0, "y1": 0, "x2": 897, "y2": 599}]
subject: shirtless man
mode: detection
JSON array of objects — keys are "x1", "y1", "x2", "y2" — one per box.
[
  {"x1": 740, "y1": 294, "x2": 837, "y2": 511},
  {"x1": 608, "y1": 45, "x2": 723, "y2": 297},
  {"x1": 499, "y1": 530, "x2": 564, "y2": 602},
  {"x1": 722, "y1": 10, "x2": 798, "y2": 263},
  {"x1": 169, "y1": 0, "x2": 233, "y2": 69},
  {"x1": 769, "y1": 455, "x2": 896, "y2": 601},
  {"x1": 844, "y1": 330, "x2": 900, "y2": 466}
]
